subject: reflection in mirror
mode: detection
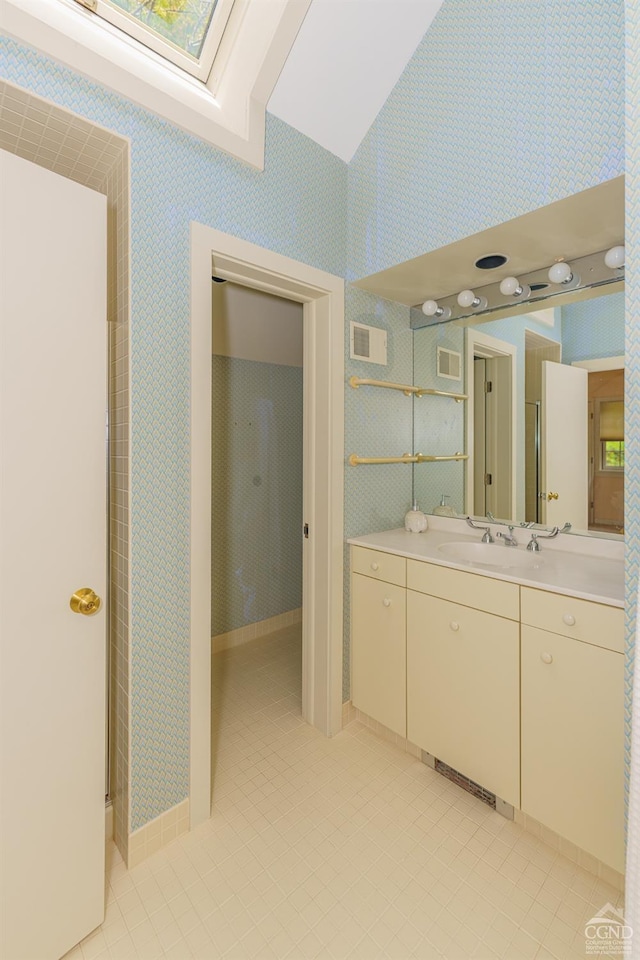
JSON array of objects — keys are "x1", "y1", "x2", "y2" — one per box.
[{"x1": 412, "y1": 289, "x2": 624, "y2": 538}]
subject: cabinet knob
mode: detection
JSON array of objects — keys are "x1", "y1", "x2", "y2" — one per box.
[
  {"x1": 371, "y1": 562, "x2": 380, "y2": 571},
  {"x1": 562, "y1": 613, "x2": 576, "y2": 626},
  {"x1": 541, "y1": 651, "x2": 553, "y2": 664},
  {"x1": 383, "y1": 598, "x2": 391, "y2": 607},
  {"x1": 449, "y1": 621, "x2": 459, "y2": 632}
]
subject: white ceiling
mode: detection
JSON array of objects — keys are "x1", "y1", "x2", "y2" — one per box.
[{"x1": 268, "y1": 0, "x2": 444, "y2": 163}]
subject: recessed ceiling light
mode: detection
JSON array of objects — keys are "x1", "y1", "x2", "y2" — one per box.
[{"x1": 475, "y1": 253, "x2": 509, "y2": 270}]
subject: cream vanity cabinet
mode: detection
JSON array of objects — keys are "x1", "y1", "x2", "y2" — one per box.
[
  {"x1": 406, "y1": 561, "x2": 520, "y2": 807},
  {"x1": 351, "y1": 547, "x2": 407, "y2": 737},
  {"x1": 349, "y1": 543, "x2": 624, "y2": 872},
  {"x1": 520, "y1": 587, "x2": 624, "y2": 872}
]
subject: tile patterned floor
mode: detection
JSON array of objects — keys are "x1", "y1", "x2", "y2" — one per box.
[{"x1": 67, "y1": 625, "x2": 625, "y2": 960}]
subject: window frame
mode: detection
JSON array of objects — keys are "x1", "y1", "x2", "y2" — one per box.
[
  {"x1": 89, "y1": 0, "x2": 235, "y2": 81},
  {"x1": 2, "y1": 0, "x2": 310, "y2": 169}
]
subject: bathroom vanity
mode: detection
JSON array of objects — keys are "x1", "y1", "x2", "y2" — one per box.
[{"x1": 348, "y1": 519, "x2": 624, "y2": 874}]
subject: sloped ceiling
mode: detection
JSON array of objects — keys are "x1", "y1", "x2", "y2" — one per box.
[{"x1": 268, "y1": 0, "x2": 444, "y2": 163}]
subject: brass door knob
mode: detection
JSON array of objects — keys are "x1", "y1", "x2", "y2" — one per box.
[
  {"x1": 547, "y1": 492, "x2": 559, "y2": 501},
  {"x1": 70, "y1": 587, "x2": 102, "y2": 616}
]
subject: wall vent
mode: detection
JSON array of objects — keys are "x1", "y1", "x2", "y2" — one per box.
[
  {"x1": 437, "y1": 346, "x2": 462, "y2": 381},
  {"x1": 350, "y1": 321, "x2": 387, "y2": 365}
]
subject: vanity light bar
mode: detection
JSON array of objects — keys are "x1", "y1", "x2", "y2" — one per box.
[{"x1": 412, "y1": 247, "x2": 623, "y2": 330}]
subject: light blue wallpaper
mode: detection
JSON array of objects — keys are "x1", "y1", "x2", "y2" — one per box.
[
  {"x1": 342, "y1": 0, "x2": 624, "y2": 703},
  {"x1": 412, "y1": 321, "x2": 466, "y2": 517},
  {"x1": 347, "y1": 0, "x2": 624, "y2": 282},
  {"x1": 561, "y1": 290, "x2": 625, "y2": 364},
  {"x1": 2, "y1": 0, "x2": 630, "y2": 830},
  {"x1": 343, "y1": 287, "x2": 414, "y2": 697},
  {"x1": 211, "y1": 356, "x2": 303, "y2": 635},
  {"x1": 0, "y1": 36, "x2": 347, "y2": 830},
  {"x1": 625, "y1": 0, "x2": 639, "y2": 792}
]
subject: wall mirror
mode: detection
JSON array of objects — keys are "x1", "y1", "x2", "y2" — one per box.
[
  {"x1": 410, "y1": 287, "x2": 624, "y2": 538},
  {"x1": 353, "y1": 176, "x2": 625, "y2": 540}
]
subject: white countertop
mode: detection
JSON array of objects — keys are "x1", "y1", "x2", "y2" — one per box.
[{"x1": 347, "y1": 520, "x2": 624, "y2": 608}]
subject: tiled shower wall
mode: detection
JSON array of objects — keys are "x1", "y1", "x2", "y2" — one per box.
[{"x1": 211, "y1": 356, "x2": 303, "y2": 636}]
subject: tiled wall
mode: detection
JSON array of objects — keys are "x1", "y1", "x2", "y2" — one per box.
[
  {"x1": 211, "y1": 356, "x2": 303, "y2": 636},
  {"x1": 0, "y1": 36, "x2": 347, "y2": 832}
]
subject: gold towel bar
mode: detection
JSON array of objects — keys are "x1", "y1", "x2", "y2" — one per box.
[
  {"x1": 349, "y1": 452, "x2": 468, "y2": 466},
  {"x1": 349, "y1": 376, "x2": 467, "y2": 402}
]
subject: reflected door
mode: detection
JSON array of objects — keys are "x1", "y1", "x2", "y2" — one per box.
[{"x1": 541, "y1": 362, "x2": 588, "y2": 529}]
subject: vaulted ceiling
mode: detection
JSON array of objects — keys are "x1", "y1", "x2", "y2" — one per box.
[{"x1": 268, "y1": 0, "x2": 444, "y2": 163}]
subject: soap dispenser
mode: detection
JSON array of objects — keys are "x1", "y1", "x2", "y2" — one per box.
[
  {"x1": 404, "y1": 499, "x2": 428, "y2": 533},
  {"x1": 433, "y1": 494, "x2": 455, "y2": 517}
]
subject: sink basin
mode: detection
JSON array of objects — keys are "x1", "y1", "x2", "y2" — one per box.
[{"x1": 437, "y1": 541, "x2": 544, "y2": 570}]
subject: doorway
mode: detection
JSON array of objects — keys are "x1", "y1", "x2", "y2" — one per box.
[
  {"x1": 190, "y1": 225, "x2": 345, "y2": 828},
  {"x1": 210, "y1": 281, "x2": 305, "y2": 797},
  {"x1": 465, "y1": 329, "x2": 517, "y2": 520}
]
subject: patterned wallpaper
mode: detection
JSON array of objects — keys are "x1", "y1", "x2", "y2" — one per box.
[
  {"x1": 211, "y1": 356, "x2": 303, "y2": 636},
  {"x1": 342, "y1": 0, "x2": 625, "y2": 700},
  {"x1": 0, "y1": 36, "x2": 347, "y2": 830},
  {"x1": 1, "y1": 0, "x2": 629, "y2": 831},
  {"x1": 561, "y1": 290, "x2": 625, "y2": 364}
]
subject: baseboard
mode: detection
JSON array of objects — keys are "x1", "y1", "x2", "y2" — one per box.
[
  {"x1": 213, "y1": 607, "x2": 302, "y2": 653},
  {"x1": 347, "y1": 703, "x2": 422, "y2": 758},
  {"x1": 348, "y1": 705, "x2": 624, "y2": 894},
  {"x1": 105, "y1": 802, "x2": 113, "y2": 843},
  {"x1": 514, "y1": 809, "x2": 624, "y2": 892},
  {"x1": 127, "y1": 798, "x2": 190, "y2": 869}
]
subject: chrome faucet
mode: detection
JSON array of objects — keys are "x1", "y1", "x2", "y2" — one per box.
[
  {"x1": 465, "y1": 517, "x2": 494, "y2": 543},
  {"x1": 526, "y1": 526, "x2": 562, "y2": 551},
  {"x1": 496, "y1": 526, "x2": 518, "y2": 546}
]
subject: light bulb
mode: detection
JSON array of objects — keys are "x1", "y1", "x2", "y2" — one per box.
[
  {"x1": 499, "y1": 276, "x2": 531, "y2": 299},
  {"x1": 457, "y1": 289, "x2": 487, "y2": 310},
  {"x1": 548, "y1": 261, "x2": 573, "y2": 284},
  {"x1": 604, "y1": 245, "x2": 625, "y2": 269},
  {"x1": 421, "y1": 299, "x2": 450, "y2": 321}
]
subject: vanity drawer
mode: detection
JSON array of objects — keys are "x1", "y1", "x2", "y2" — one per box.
[
  {"x1": 407, "y1": 559, "x2": 519, "y2": 620},
  {"x1": 520, "y1": 587, "x2": 623, "y2": 653},
  {"x1": 351, "y1": 546, "x2": 406, "y2": 587}
]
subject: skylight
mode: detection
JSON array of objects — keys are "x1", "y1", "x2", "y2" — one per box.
[{"x1": 74, "y1": 0, "x2": 235, "y2": 79}]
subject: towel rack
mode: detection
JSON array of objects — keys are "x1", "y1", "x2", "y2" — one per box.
[
  {"x1": 349, "y1": 375, "x2": 467, "y2": 402},
  {"x1": 349, "y1": 452, "x2": 468, "y2": 466}
]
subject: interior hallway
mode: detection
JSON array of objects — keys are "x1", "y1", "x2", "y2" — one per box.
[{"x1": 65, "y1": 626, "x2": 623, "y2": 960}]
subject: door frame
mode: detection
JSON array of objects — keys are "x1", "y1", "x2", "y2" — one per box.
[
  {"x1": 189, "y1": 223, "x2": 345, "y2": 827},
  {"x1": 465, "y1": 329, "x2": 517, "y2": 520}
]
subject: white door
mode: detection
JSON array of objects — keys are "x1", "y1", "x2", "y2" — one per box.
[
  {"x1": 541, "y1": 361, "x2": 588, "y2": 528},
  {"x1": 0, "y1": 151, "x2": 107, "y2": 960}
]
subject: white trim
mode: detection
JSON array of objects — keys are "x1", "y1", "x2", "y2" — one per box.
[
  {"x1": 189, "y1": 223, "x2": 344, "y2": 829},
  {"x1": 212, "y1": 608, "x2": 302, "y2": 653},
  {"x1": 465, "y1": 329, "x2": 518, "y2": 520},
  {"x1": 2, "y1": 0, "x2": 311, "y2": 169},
  {"x1": 572, "y1": 356, "x2": 625, "y2": 372}
]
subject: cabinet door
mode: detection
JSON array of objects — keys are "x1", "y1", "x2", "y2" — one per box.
[
  {"x1": 407, "y1": 591, "x2": 519, "y2": 806},
  {"x1": 521, "y1": 626, "x2": 624, "y2": 872},
  {"x1": 351, "y1": 573, "x2": 406, "y2": 736}
]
